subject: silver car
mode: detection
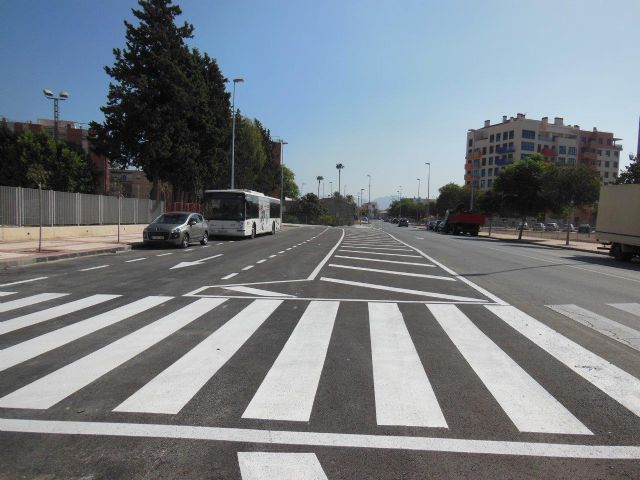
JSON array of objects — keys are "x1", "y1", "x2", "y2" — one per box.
[{"x1": 143, "y1": 212, "x2": 209, "y2": 248}]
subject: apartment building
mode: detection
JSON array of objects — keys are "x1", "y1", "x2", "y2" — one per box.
[{"x1": 465, "y1": 114, "x2": 622, "y2": 191}]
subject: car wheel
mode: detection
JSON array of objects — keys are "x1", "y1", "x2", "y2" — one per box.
[
  {"x1": 200, "y1": 232, "x2": 208, "y2": 246},
  {"x1": 251, "y1": 224, "x2": 256, "y2": 239},
  {"x1": 181, "y1": 233, "x2": 190, "y2": 248}
]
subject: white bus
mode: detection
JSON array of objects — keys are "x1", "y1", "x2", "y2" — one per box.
[{"x1": 203, "y1": 189, "x2": 281, "y2": 238}]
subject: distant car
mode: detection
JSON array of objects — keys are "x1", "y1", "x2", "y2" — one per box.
[
  {"x1": 545, "y1": 223, "x2": 559, "y2": 231},
  {"x1": 435, "y1": 220, "x2": 445, "y2": 231},
  {"x1": 428, "y1": 220, "x2": 438, "y2": 231},
  {"x1": 143, "y1": 212, "x2": 208, "y2": 248},
  {"x1": 562, "y1": 224, "x2": 576, "y2": 232},
  {"x1": 391, "y1": 218, "x2": 399, "y2": 224},
  {"x1": 578, "y1": 224, "x2": 592, "y2": 233},
  {"x1": 517, "y1": 222, "x2": 529, "y2": 230},
  {"x1": 362, "y1": 217, "x2": 369, "y2": 224},
  {"x1": 398, "y1": 218, "x2": 409, "y2": 227},
  {"x1": 532, "y1": 223, "x2": 546, "y2": 231}
]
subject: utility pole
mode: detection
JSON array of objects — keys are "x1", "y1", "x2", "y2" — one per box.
[
  {"x1": 43, "y1": 89, "x2": 69, "y2": 144},
  {"x1": 425, "y1": 162, "x2": 431, "y2": 220},
  {"x1": 230, "y1": 78, "x2": 244, "y2": 189}
]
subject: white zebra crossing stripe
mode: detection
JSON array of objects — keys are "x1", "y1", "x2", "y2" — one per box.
[
  {"x1": 0, "y1": 298, "x2": 225, "y2": 410},
  {"x1": 334, "y1": 255, "x2": 435, "y2": 267},
  {"x1": 547, "y1": 304, "x2": 640, "y2": 352},
  {"x1": 0, "y1": 294, "x2": 121, "y2": 336},
  {"x1": 114, "y1": 299, "x2": 282, "y2": 414},
  {"x1": 238, "y1": 452, "x2": 328, "y2": 480},
  {"x1": 486, "y1": 304, "x2": 640, "y2": 418},
  {"x1": 428, "y1": 304, "x2": 591, "y2": 435},
  {"x1": 0, "y1": 296, "x2": 171, "y2": 372},
  {"x1": 0, "y1": 293, "x2": 68, "y2": 313},
  {"x1": 609, "y1": 303, "x2": 640, "y2": 317},
  {"x1": 338, "y1": 250, "x2": 421, "y2": 258},
  {"x1": 222, "y1": 286, "x2": 294, "y2": 297},
  {"x1": 369, "y1": 303, "x2": 447, "y2": 427},
  {"x1": 0, "y1": 292, "x2": 16, "y2": 297},
  {"x1": 242, "y1": 301, "x2": 339, "y2": 421},
  {"x1": 337, "y1": 246, "x2": 412, "y2": 252},
  {"x1": 328, "y1": 264, "x2": 455, "y2": 281}
]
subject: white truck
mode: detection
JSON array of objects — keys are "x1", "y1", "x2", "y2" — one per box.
[{"x1": 595, "y1": 184, "x2": 640, "y2": 261}]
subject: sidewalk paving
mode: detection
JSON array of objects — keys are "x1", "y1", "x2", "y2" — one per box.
[
  {"x1": 478, "y1": 230, "x2": 607, "y2": 255},
  {"x1": 0, "y1": 233, "x2": 141, "y2": 269}
]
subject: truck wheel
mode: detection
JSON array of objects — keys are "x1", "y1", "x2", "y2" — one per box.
[{"x1": 612, "y1": 243, "x2": 632, "y2": 261}]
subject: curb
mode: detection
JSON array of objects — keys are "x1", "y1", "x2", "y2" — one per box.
[
  {"x1": 0, "y1": 244, "x2": 133, "y2": 270},
  {"x1": 478, "y1": 234, "x2": 607, "y2": 256}
]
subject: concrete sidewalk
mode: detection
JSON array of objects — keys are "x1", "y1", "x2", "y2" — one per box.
[
  {"x1": 0, "y1": 233, "x2": 141, "y2": 269},
  {"x1": 478, "y1": 230, "x2": 607, "y2": 255}
]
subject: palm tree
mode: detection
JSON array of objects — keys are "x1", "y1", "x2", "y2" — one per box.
[
  {"x1": 336, "y1": 163, "x2": 345, "y2": 197},
  {"x1": 316, "y1": 175, "x2": 324, "y2": 197}
]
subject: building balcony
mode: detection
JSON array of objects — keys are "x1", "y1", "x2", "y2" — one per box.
[
  {"x1": 495, "y1": 146, "x2": 515, "y2": 154},
  {"x1": 540, "y1": 147, "x2": 558, "y2": 157}
]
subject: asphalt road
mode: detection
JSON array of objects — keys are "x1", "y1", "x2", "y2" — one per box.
[{"x1": 0, "y1": 222, "x2": 639, "y2": 479}]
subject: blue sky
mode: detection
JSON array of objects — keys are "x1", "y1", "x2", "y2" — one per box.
[{"x1": 1, "y1": 0, "x2": 639, "y2": 203}]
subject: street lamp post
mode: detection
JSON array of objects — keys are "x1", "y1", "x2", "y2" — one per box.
[
  {"x1": 43, "y1": 89, "x2": 69, "y2": 144},
  {"x1": 277, "y1": 139, "x2": 288, "y2": 224},
  {"x1": 360, "y1": 188, "x2": 365, "y2": 222},
  {"x1": 230, "y1": 78, "x2": 244, "y2": 189},
  {"x1": 425, "y1": 162, "x2": 431, "y2": 220},
  {"x1": 329, "y1": 181, "x2": 333, "y2": 197},
  {"x1": 398, "y1": 188, "x2": 402, "y2": 219},
  {"x1": 417, "y1": 178, "x2": 421, "y2": 223},
  {"x1": 366, "y1": 174, "x2": 371, "y2": 215}
]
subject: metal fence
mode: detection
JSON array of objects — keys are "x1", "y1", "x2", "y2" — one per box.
[{"x1": 0, "y1": 186, "x2": 164, "y2": 226}]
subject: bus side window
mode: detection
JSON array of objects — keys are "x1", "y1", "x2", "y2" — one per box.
[
  {"x1": 246, "y1": 195, "x2": 259, "y2": 219},
  {"x1": 270, "y1": 199, "x2": 280, "y2": 218}
]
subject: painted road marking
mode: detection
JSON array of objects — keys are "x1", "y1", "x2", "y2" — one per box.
[
  {"x1": 429, "y1": 304, "x2": 591, "y2": 434},
  {"x1": 170, "y1": 254, "x2": 224, "y2": 270},
  {"x1": 125, "y1": 258, "x2": 146, "y2": 263},
  {"x1": 278, "y1": 251, "x2": 286, "y2": 254},
  {"x1": 609, "y1": 303, "x2": 640, "y2": 317},
  {"x1": 0, "y1": 297, "x2": 171, "y2": 372},
  {"x1": 79, "y1": 265, "x2": 109, "y2": 272},
  {"x1": 320, "y1": 278, "x2": 484, "y2": 303},
  {"x1": 0, "y1": 418, "x2": 638, "y2": 459},
  {"x1": 269, "y1": 255, "x2": 277, "y2": 258},
  {"x1": 548, "y1": 304, "x2": 640, "y2": 352},
  {"x1": 339, "y1": 246, "x2": 412, "y2": 252},
  {"x1": 156, "y1": 253, "x2": 173, "y2": 257},
  {"x1": 369, "y1": 303, "x2": 447, "y2": 427},
  {"x1": 0, "y1": 293, "x2": 68, "y2": 314},
  {"x1": 307, "y1": 229, "x2": 345, "y2": 280},
  {"x1": 0, "y1": 294, "x2": 120, "y2": 336},
  {"x1": 0, "y1": 277, "x2": 48, "y2": 287},
  {"x1": 486, "y1": 305, "x2": 640, "y2": 418},
  {"x1": 115, "y1": 300, "x2": 282, "y2": 415},
  {"x1": 222, "y1": 286, "x2": 294, "y2": 298},
  {"x1": 328, "y1": 264, "x2": 455, "y2": 281},
  {"x1": 243, "y1": 301, "x2": 339, "y2": 421},
  {"x1": 257, "y1": 259, "x2": 267, "y2": 264},
  {"x1": 334, "y1": 255, "x2": 435, "y2": 267},
  {"x1": 0, "y1": 298, "x2": 226, "y2": 410},
  {"x1": 221, "y1": 273, "x2": 238, "y2": 280},
  {"x1": 238, "y1": 452, "x2": 328, "y2": 480},
  {"x1": 338, "y1": 249, "x2": 421, "y2": 258},
  {"x1": 0, "y1": 292, "x2": 17, "y2": 297},
  {"x1": 242, "y1": 265, "x2": 254, "y2": 271}
]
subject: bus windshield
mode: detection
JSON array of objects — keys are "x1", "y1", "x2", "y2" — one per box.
[{"x1": 204, "y1": 193, "x2": 245, "y2": 221}]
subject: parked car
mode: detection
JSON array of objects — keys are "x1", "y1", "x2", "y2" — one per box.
[
  {"x1": 578, "y1": 224, "x2": 592, "y2": 234},
  {"x1": 562, "y1": 224, "x2": 576, "y2": 232},
  {"x1": 545, "y1": 223, "x2": 559, "y2": 231},
  {"x1": 398, "y1": 218, "x2": 409, "y2": 227},
  {"x1": 516, "y1": 222, "x2": 529, "y2": 230},
  {"x1": 361, "y1": 216, "x2": 369, "y2": 224},
  {"x1": 391, "y1": 218, "x2": 399, "y2": 224},
  {"x1": 435, "y1": 220, "x2": 445, "y2": 231},
  {"x1": 532, "y1": 223, "x2": 546, "y2": 231},
  {"x1": 143, "y1": 212, "x2": 208, "y2": 248},
  {"x1": 428, "y1": 220, "x2": 438, "y2": 231}
]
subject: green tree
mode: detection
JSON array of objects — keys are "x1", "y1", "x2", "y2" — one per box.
[
  {"x1": 435, "y1": 183, "x2": 469, "y2": 216},
  {"x1": 297, "y1": 193, "x2": 326, "y2": 224},
  {"x1": 282, "y1": 165, "x2": 299, "y2": 199},
  {"x1": 91, "y1": 0, "x2": 199, "y2": 200},
  {"x1": 542, "y1": 166, "x2": 600, "y2": 214},
  {"x1": 233, "y1": 115, "x2": 269, "y2": 190},
  {"x1": 617, "y1": 154, "x2": 640, "y2": 184},
  {"x1": 493, "y1": 153, "x2": 554, "y2": 239}
]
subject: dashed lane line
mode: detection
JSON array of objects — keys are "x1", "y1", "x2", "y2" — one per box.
[
  {"x1": 156, "y1": 253, "x2": 173, "y2": 257},
  {"x1": 257, "y1": 259, "x2": 267, "y2": 264},
  {"x1": 0, "y1": 277, "x2": 48, "y2": 287},
  {"x1": 221, "y1": 273, "x2": 238, "y2": 280},
  {"x1": 242, "y1": 266, "x2": 254, "y2": 271},
  {"x1": 125, "y1": 258, "x2": 146, "y2": 263},
  {"x1": 79, "y1": 265, "x2": 109, "y2": 272}
]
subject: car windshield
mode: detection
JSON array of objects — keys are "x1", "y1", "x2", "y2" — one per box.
[{"x1": 153, "y1": 213, "x2": 189, "y2": 224}]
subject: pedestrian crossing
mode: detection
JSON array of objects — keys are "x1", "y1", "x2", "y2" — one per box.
[{"x1": 0, "y1": 290, "x2": 639, "y2": 438}]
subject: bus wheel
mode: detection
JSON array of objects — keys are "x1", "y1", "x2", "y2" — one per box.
[
  {"x1": 271, "y1": 222, "x2": 276, "y2": 235},
  {"x1": 251, "y1": 224, "x2": 256, "y2": 239}
]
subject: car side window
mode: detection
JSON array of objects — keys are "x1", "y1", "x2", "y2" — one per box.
[{"x1": 197, "y1": 215, "x2": 204, "y2": 223}]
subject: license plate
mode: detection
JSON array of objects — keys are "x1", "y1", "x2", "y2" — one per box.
[{"x1": 151, "y1": 235, "x2": 164, "y2": 240}]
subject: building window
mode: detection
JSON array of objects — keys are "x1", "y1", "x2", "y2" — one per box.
[
  {"x1": 480, "y1": 179, "x2": 486, "y2": 188},
  {"x1": 568, "y1": 157, "x2": 576, "y2": 166},
  {"x1": 473, "y1": 180, "x2": 479, "y2": 188},
  {"x1": 604, "y1": 171, "x2": 609, "y2": 178},
  {"x1": 482, "y1": 147, "x2": 487, "y2": 154},
  {"x1": 614, "y1": 162, "x2": 618, "y2": 168},
  {"x1": 614, "y1": 151, "x2": 619, "y2": 157},
  {"x1": 521, "y1": 141, "x2": 535, "y2": 151},
  {"x1": 508, "y1": 142, "x2": 514, "y2": 148},
  {"x1": 490, "y1": 134, "x2": 494, "y2": 143},
  {"x1": 509, "y1": 130, "x2": 514, "y2": 139},
  {"x1": 481, "y1": 169, "x2": 486, "y2": 177},
  {"x1": 559, "y1": 146, "x2": 566, "y2": 154},
  {"x1": 605, "y1": 150, "x2": 610, "y2": 157},
  {"x1": 488, "y1": 157, "x2": 493, "y2": 165},
  {"x1": 605, "y1": 161, "x2": 610, "y2": 168},
  {"x1": 596, "y1": 160, "x2": 601, "y2": 167},
  {"x1": 522, "y1": 129, "x2": 535, "y2": 139},
  {"x1": 607, "y1": 139, "x2": 612, "y2": 145},
  {"x1": 473, "y1": 169, "x2": 480, "y2": 176},
  {"x1": 597, "y1": 149, "x2": 602, "y2": 156},
  {"x1": 489, "y1": 145, "x2": 494, "y2": 153},
  {"x1": 521, "y1": 153, "x2": 528, "y2": 160},
  {"x1": 598, "y1": 138, "x2": 603, "y2": 144},
  {"x1": 468, "y1": 139, "x2": 473, "y2": 147},
  {"x1": 481, "y1": 158, "x2": 486, "y2": 166},
  {"x1": 568, "y1": 146, "x2": 577, "y2": 155},
  {"x1": 496, "y1": 133, "x2": 501, "y2": 142},
  {"x1": 473, "y1": 159, "x2": 480, "y2": 167},
  {"x1": 558, "y1": 157, "x2": 566, "y2": 165},
  {"x1": 487, "y1": 179, "x2": 493, "y2": 188}
]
